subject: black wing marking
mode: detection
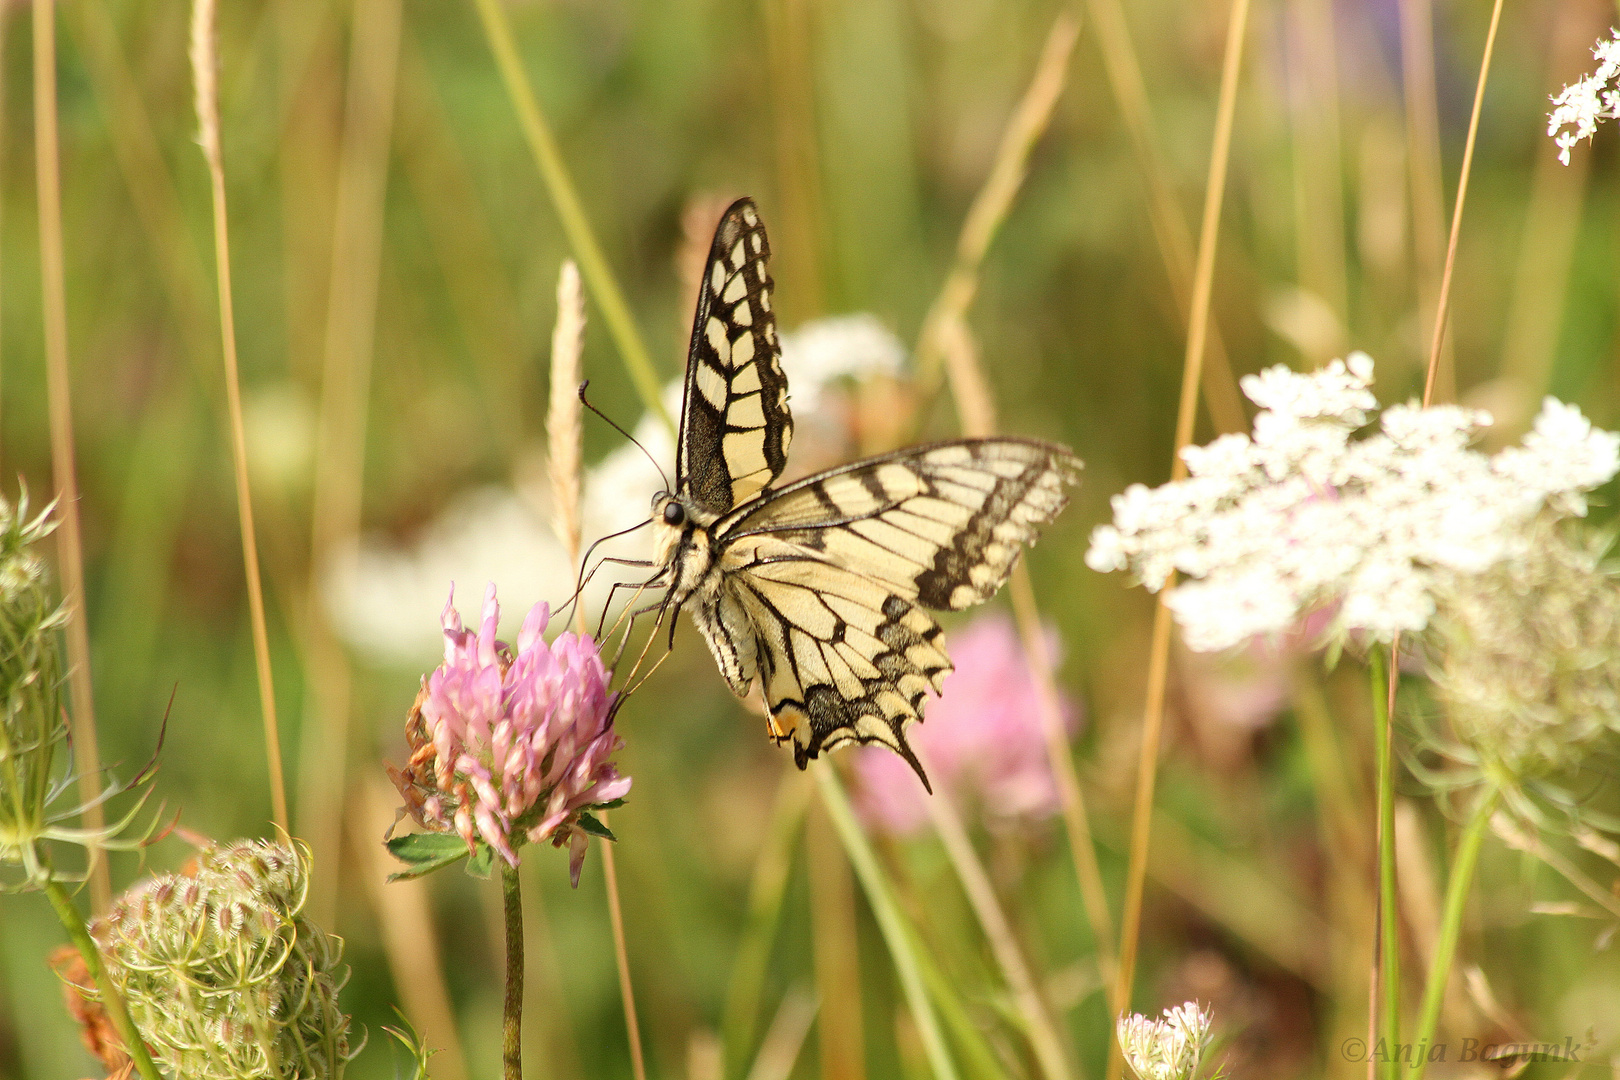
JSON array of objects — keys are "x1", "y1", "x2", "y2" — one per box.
[
  {"x1": 718, "y1": 438, "x2": 1081, "y2": 610},
  {"x1": 676, "y1": 198, "x2": 793, "y2": 516}
]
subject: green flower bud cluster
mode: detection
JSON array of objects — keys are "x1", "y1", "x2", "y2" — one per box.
[
  {"x1": 1432, "y1": 520, "x2": 1620, "y2": 784},
  {"x1": 91, "y1": 840, "x2": 353, "y2": 1080},
  {"x1": 0, "y1": 492, "x2": 68, "y2": 884}
]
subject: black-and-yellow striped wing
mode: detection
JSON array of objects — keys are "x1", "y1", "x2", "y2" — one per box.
[
  {"x1": 676, "y1": 198, "x2": 793, "y2": 516},
  {"x1": 703, "y1": 439, "x2": 1080, "y2": 783}
]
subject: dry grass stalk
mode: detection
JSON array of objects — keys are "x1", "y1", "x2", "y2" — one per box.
[
  {"x1": 600, "y1": 837, "x2": 649, "y2": 1080},
  {"x1": 1422, "y1": 0, "x2": 1506, "y2": 407},
  {"x1": 296, "y1": 0, "x2": 405, "y2": 931},
  {"x1": 1110, "y1": 0, "x2": 1253, "y2": 1070},
  {"x1": 34, "y1": 0, "x2": 111, "y2": 912},
  {"x1": 1080, "y1": 0, "x2": 1247, "y2": 435},
  {"x1": 913, "y1": 12, "x2": 1079, "y2": 391},
  {"x1": 920, "y1": 15, "x2": 1119, "y2": 1003},
  {"x1": 745, "y1": 987, "x2": 818, "y2": 1080},
  {"x1": 192, "y1": 0, "x2": 289, "y2": 835},
  {"x1": 548, "y1": 260, "x2": 586, "y2": 582}
]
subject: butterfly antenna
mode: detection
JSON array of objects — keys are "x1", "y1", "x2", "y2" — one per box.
[{"x1": 579, "y1": 380, "x2": 671, "y2": 491}]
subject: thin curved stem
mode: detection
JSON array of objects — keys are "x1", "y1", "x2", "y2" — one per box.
[
  {"x1": 1371, "y1": 648, "x2": 1400, "y2": 1080},
  {"x1": 1410, "y1": 785, "x2": 1498, "y2": 1080},
  {"x1": 44, "y1": 876, "x2": 164, "y2": 1080},
  {"x1": 1109, "y1": 0, "x2": 1251, "y2": 1070},
  {"x1": 815, "y1": 764, "x2": 961, "y2": 1080}
]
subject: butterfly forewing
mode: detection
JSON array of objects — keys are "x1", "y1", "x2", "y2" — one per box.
[
  {"x1": 677, "y1": 199, "x2": 793, "y2": 516},
  {"x1": 721, "y1": 439, "x2": 1080, "y2": 610}
]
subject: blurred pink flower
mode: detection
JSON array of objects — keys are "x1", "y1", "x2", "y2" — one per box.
[
  {"x1": 854, "y1": 612, "x2": 1079, "y2": 835},
  {"x1": 390, "y1": 583, "x2": 630, "y2": 884}
]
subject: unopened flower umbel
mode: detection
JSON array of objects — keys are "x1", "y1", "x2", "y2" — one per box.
[
  {"x1": 390, "y1": 584, "x2": 629, "y2": 884},
  {"x1": 1117, "y1": 1002, "x2": 1215, "y2": 1080},
  {"x1": 88, "y1": 840, "x2": 351, "y2": 1080},
  {"x1": 1087, "y1": 355, "x2": 1620, "y2": 652},
  {"x1": 0, "y1": 492, "x2": 67, "y2": 885},
  {"x1": 1431, "y1": 520, "x2": 1620, "y2": 787}
]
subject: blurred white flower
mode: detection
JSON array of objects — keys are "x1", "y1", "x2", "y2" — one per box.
[
  {"x1": 1548, "y1": 29, "x2": 1620, "y2": 164},
  {"x1": 778, "y1": 313, "x2": 905, "y2": 413},
  {"x1": 327, "y1": 315, "x2": 907, "y2": 666},
  {"x1": 1087, "y1": 354, "x2": 1620, "y2": 652},
  {"x1": 1117, "y1": 1001, "x2": 1215, "y2": 1080}
]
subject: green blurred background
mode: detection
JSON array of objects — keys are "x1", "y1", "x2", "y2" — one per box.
[{"x1": 2, "y1": 0, "x2": 1618, "y2": 1076}]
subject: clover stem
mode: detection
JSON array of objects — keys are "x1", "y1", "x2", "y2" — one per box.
[{"x1": 502, "y1": 861, "x2": 524, "y2": 1080}]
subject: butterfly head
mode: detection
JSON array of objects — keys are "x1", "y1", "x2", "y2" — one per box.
[{"x1": 650, "y1": 491, "x2": 692, "y2": 569}]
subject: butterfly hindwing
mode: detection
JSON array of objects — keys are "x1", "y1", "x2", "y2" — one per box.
[
  {"x1": 677, "y1": 198, "x2": 793, "y2": 516},
  {"x1": 693, "y1": 540, "x2": 952, "y2": 787}
]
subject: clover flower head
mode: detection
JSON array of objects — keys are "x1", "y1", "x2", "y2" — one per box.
[
  {"x1": 390, "y1": 583, "x2": 629, "y2": 883},
  {"x1": 1431, "y1": 519, "x2": 1620, "y2": 785},
  {"x1": 86, "y1": 840, "x2": 351, "y2": 1080},
  {"x1": 1549, "y1": 30, "x2": 1620, "y2": 164},
  {"x1": 1117, "y1": 1001, "x2": 1215, "y2": 1080},
  {"x1": 854, "y1": 612, "x2": 1078, "y2": 835},
  {"x1": 1087, "y1": 355, "x2": 1620, "y2": 652}
]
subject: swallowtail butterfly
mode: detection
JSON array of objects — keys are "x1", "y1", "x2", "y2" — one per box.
[{"x1": 650, "y1": 198, "x2": 1080, "y2": 788}]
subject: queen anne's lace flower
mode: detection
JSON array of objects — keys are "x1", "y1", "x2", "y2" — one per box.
[
  {"x1": 1117, "y1": 1001, "x2": 1215, "y2": 1080},
  {"x1": 1087, "y1": 355, "x2": 1620, "y2": 652},
  {"x1": 1549, "y1": 30, "x2": 1620, "y2": 164},
  {"x1": 390, "y1": 584, "x2": 629, "y2": 883}
]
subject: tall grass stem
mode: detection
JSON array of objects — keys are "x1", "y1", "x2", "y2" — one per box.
[
  {"x1": 1371, "y1": 647, "x2": 1401, "y2": 1080},
  {"x1": 913, "y1": 13, "x2": 1078, "y2": 394},
  {"x1": 1422, "y1": 0, "x2": 1505, "y2": 406},
  {"x1": 1080, "y1": 0, "x2": 1246, "y2": 434},
  {"x1": 192, "y1": 0, "x2": 289, "y2": 834},
  {"x1": 920, "y1": 752, "x2": 1074, "y2": 1080},
  {"x1": 34, "y1": 0, "x2": 110, "y2": 913},
  {"x1": 1110, "y1": 0, "x2": 1250, "y2": 1065},
  {"x1": 1409, "y1": 785, "x2": 1498, "y2": 1080},
  {"x1": 599, "y1": 813, "x2": 649, "y2": 1080},
  {"x1": 814, "y1": 764, "x2": 961, "y2": 1080},
  {"x1": 468, "y1": 0, "x2": 670, "y2": 430}
]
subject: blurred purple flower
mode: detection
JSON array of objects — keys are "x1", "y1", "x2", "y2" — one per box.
[
  {"x1": 390, "y1": 583, "x2": 630, "y2": 884},
  {"x1": 854, "y1": 612, "x2": 1078, "y2": 835}
]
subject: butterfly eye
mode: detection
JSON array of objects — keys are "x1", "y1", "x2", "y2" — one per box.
[{"x1": 662, "y1": 501, "x2": 686, "y2": 526}]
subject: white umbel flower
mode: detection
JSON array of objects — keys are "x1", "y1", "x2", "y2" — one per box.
[
  {"x1": 1117, "y1": 1001, "x2": 1215, "y2": 1080},
  {"x1": 1086, "y1": 355, "x2": 1620, "y2": 652},
  {"x1": 1548, "y1": 29, "x2": 1620, "y2": 164}
]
